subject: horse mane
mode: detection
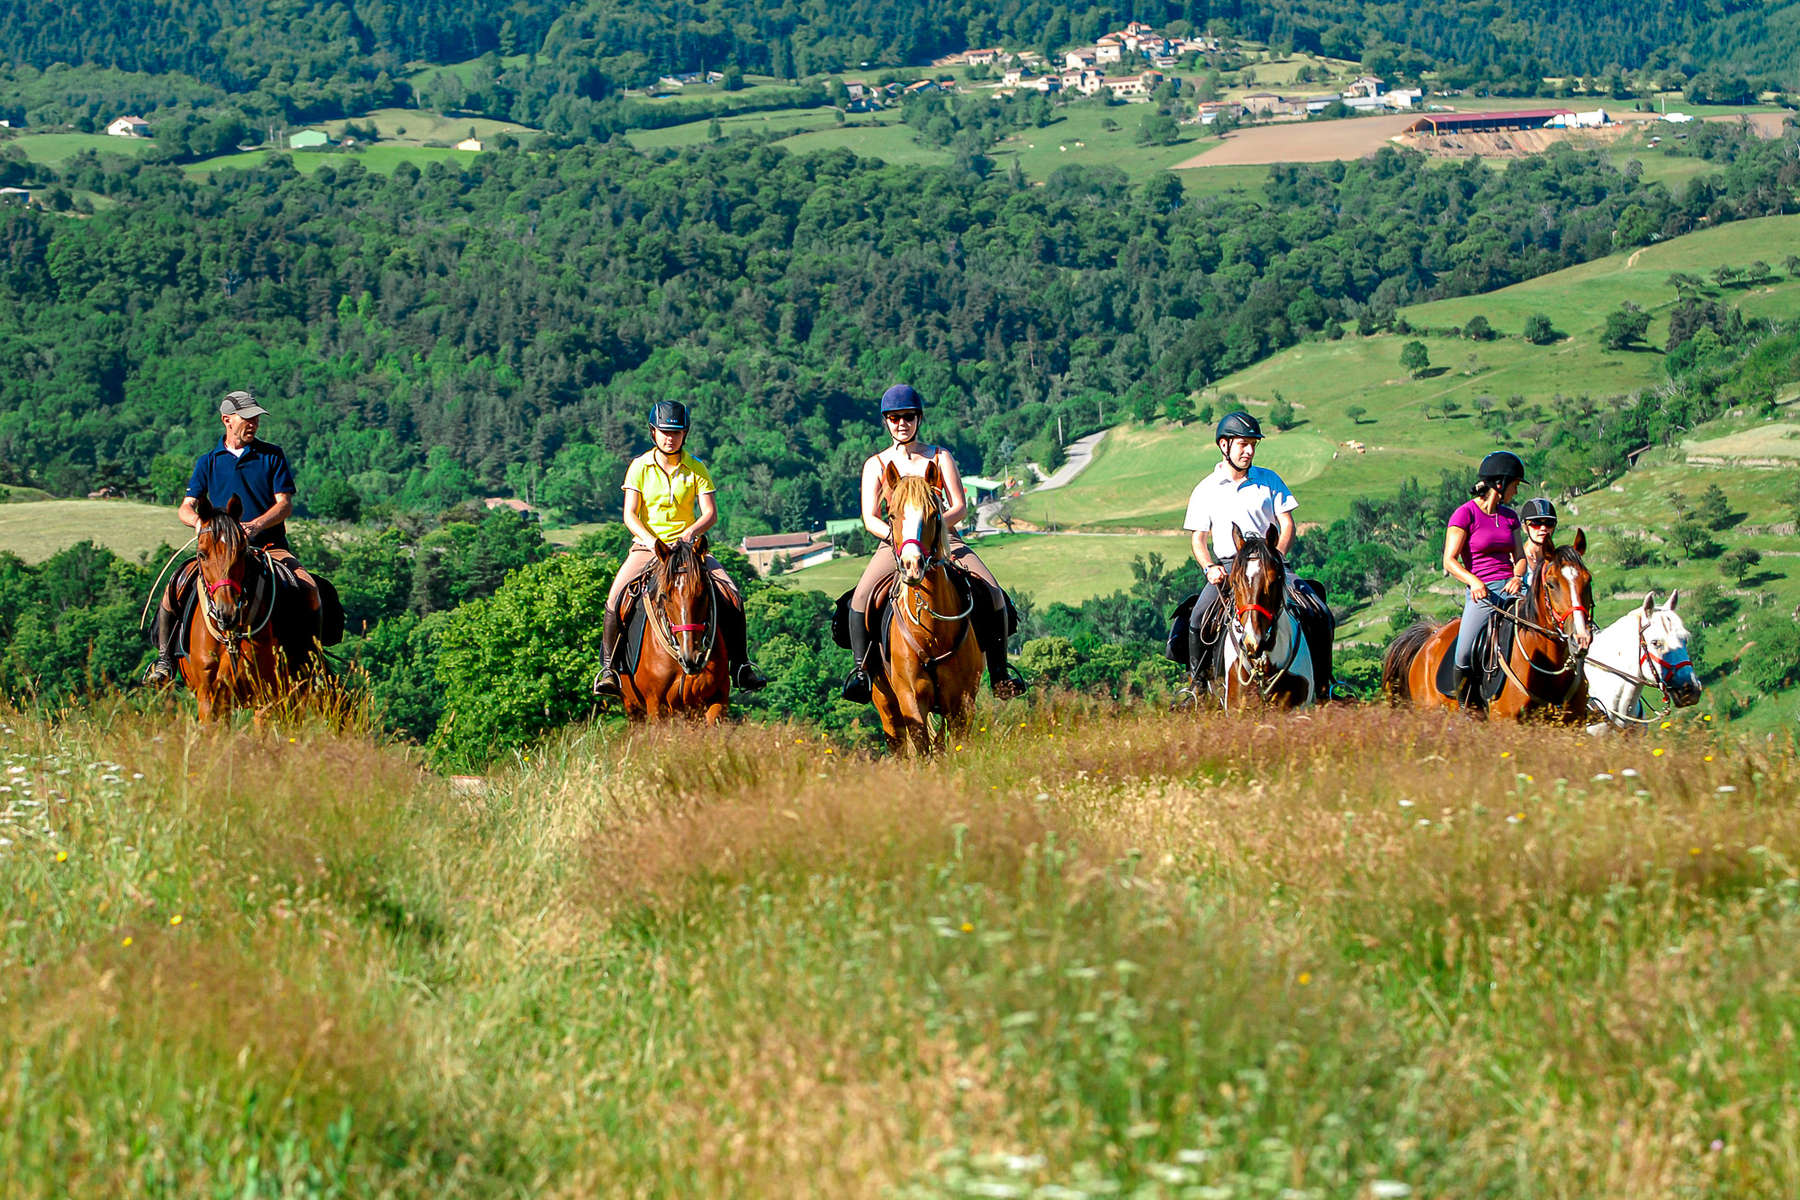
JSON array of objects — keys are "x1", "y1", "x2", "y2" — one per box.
[
  {"x1": 886, "y1": 475, "x2": 947, "y2": 556},
  {"x1": 1236, "y1": 533, "x2": 1283, "y2": 569},
  {"x1": 1531, "y1": 543, "x2": 1588, "y2": 618},
  {"x1": 650, "y1": 538, "x2": 705, "y2": 599},
  {"x1": 199, "y1": 505, "x2": 248, "y2": 558}
]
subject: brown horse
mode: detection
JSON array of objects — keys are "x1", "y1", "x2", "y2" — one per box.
[
  {"x1": 1383, "y1": 532, "x2": 1595, "y2": 722},
  {"x1": 870, "y1": 469, "x2": 983, "y2": 755},
  {"x1": 619, "y1": 537, "x2": 731, "y2": 723},
  {"x1": 179, "y1": 494, "x2": 312, "y2": 723},
  {"x1": 1216, "y1": 525, "x2": 1317, "y2": 710}
]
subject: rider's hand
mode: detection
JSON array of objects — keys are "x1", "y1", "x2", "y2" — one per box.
[
  {"x1": 1500, "y1": 578, "x2": 1522, "y2": 595},
  {"x1": 1470, "y1": 580, "x2": 1490, "y2": 601},
  {"x1": 1205, "y1": 564, "x2": 1226, "y2": 586}
]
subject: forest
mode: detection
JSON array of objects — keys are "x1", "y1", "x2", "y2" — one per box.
[{"x1": 4, "y1": 121, "x2": 1795, "y2": 540}]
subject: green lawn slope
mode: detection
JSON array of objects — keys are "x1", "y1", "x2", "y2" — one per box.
[{"x1": 0, "y1": 499, "x2": 185, "y2": 565}]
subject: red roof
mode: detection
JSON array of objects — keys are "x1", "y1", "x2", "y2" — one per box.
[{"x1": 742, "y1": 532, "x2": 824, "y2": 551}]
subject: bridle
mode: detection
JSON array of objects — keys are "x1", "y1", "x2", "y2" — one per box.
[
  {"x1": 645, "y1": 554, "x2": 719, "y2": 677},
  {"x1": 1485, "y1": 553, "x2": 1591, "y2": 705},
  {"x1": 1586, "y1": 611, "x2": 1691, "y2": 725},
  {"x1": 196, "y1": 532, "x2": 275, "y2": 657},
  {"x1": 884, "y1": 493, "x2": 975, "y2": 687},
  {"x1": 1224, "y1": 549, "x2": 1299, "y2": 699}
]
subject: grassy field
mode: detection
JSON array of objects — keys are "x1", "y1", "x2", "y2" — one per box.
[
  {"x1": 0, "y1": 499, "x2": 184, "y2": 565},
  {"x1": 779, "y1": 532, "x2": 1188, "y2": 606},
  {"x1": 6, "y1": 132, "x2": 157, "y2": 165},
  {"x1": 988, "y1": 105, "x2": 1219, "y2": 183},
  {"x1": 319, "y1": 108, "x2": 542, "y2": 145},
  {"x1": 183, "y1": 145, "x2": 483, "y2": 178},
  {"x1": 4, "y1": 702, "x2": 1796, "y2": 1195}
]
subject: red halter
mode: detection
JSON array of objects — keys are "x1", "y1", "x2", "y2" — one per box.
[
  {"x1": 1236, "y1": 601, "x2": 1277, "y2": 623},
  {"x1": 668, "y1": 623, "x2": 705, "y2": 634}
]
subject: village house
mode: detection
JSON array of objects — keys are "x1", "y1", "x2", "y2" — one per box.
[
  {"x1": 1064, "y1": 49, "x2": 1098, "y2": 70},
  {"x1": 1101, "y1": 70, "x2": 1164, "y2": 99},
  {"x1": 1345, "y1": 75, "x2": 1385, "y2": 98},
  {"x1": 482, "y1": 497, "x2": 537, "y2": 519},
  {"x1": 1241, "y1": 91, "x2": 1284, "y2": 115},
  {"x1": 1385, "y1": 88, "x2": 1422, "y2": 109},
  {"x1": 740, "y1": 532, "x2": 835, "y2": 576},
  {"x1": 1094, "y1": 41, "x2": 1124, "y2": 64},
  {"x1": 903, "y1": 79, "x2": 940, "y2": 97},
  {"x1": 1197, "y1": 99, "x2": 1242, "y2": 124},
  {"x1": 845, "y1": 81, "x2": 871, "y2": 100},
  {"x1": 456, "y1": 137, "x2": 484, "y2": 151},
  {"x1": 287, "y1": 129, "x2": 329, "y2": 149},
  {"x1": 1022, "y1": 74, "x2": 1061, "y2": 94},
  {"x1": 0, "y1": 186, "x2": 33, "y2": 206},
  {"x1": 964, "y1": 48, "x2": 1002, "y2": 66},
  {"x1": 106, "y1": 115, "x2": 150, "y2": 138}
]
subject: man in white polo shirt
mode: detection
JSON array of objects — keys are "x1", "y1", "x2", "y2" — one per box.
[{"x1": 1179, "y1": 410, "x2": 1331, "y2": 693}]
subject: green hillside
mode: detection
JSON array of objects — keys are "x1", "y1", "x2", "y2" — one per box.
[
  {"x1": 0, "y1": 498, "x2": 184, "y2": 565},
  {"x1": 1015, "y1": 214, "x2": 1800, "y2": 533}
]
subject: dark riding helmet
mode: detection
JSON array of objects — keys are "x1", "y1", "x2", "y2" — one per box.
[
  {"x1": 1215, "y1": 411, "x2": 1264, "y2": 441},
  {"x1": 1477, "y1": 450, "x2": 1525, "y2": 481},
  {"x1": 880, "y1": 383, "x2": 923, "y2": 415},
  {"x1": 1519, "y1": 497, "x2": 1558, "y2": 525},
  {"x1": 648, "y1": 400, "x2": 689, "y2": 432}
]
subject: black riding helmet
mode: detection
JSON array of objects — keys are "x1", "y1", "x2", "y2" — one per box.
[
  {"x1": 880, "y1": 383, "x2": 923, "y2": 415},
  {"x1": 1216, "y1": 411, "x2": 1264, "y2": 441},
  {"x1": 1519, "y1": 497, "x2": 1557, "y2": 525},
  {"x1": 1477, "y1": 450, "x2": 1525, "y2": 481},
  {"x1": 648, "y1": 400, "x2": 689, "y2": 432}
]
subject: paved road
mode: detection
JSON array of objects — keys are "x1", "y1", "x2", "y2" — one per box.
[{"x1": 974, "y1": 430, "x2": 1107, "y2": 534}]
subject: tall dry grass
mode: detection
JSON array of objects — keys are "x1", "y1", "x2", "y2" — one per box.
[{"x1": 1, "y1": 698, "x2": 1796, "y2": 1197}]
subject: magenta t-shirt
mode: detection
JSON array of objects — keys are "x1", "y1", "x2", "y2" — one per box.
[{"x1": 1449, "y1": 500, "x2": 1520, "y2": 583}]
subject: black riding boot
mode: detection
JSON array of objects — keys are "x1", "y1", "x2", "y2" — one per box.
[
  {"x1": 842, "y1": 608, "x2": 873, "y2": 703},
  {"x1": 1453, "y1": 666, "x2": 1482, "y2": 714},
  {"x1": 592, "y1": 609, "x2": 625, "y2": 697},
  {"x1": 142, "y1": 605, "x2": 179, "y2": 688},
  {"x1": 719, "y1": 601, "x2": 767, "y2": 691},
  {"x1": 983, "y1": 599, "x2": 1026, "y2": 699}
]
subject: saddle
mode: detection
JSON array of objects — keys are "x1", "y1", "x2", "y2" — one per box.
[
  {"x1": 831, "y1": 568, "x2": 1016, "y2": 665},
  {"x1": 1170, "y1": 578, "x2": 1335, "y2": 695},
  {"x1": 1434, "y1": 605, "x2": 1518, "y2": 702},
  {"x1": 169, "y1": 556, "x2": 343, "y2": 666},
  {"x1": 618, "y1": 573, "x2": 734, "y2": 677}
]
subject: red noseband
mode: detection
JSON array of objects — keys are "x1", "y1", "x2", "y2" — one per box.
[
  {"x1": 668, "y1": 624, "x2": 705, "y2": 633},
  {"x1": 1237, "y1": 602, "x2": 1277, "y2": 623}
]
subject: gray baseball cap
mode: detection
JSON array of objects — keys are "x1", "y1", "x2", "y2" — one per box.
[{"x1": 220, "y1": 390, "x2": 269, "y2": 419}]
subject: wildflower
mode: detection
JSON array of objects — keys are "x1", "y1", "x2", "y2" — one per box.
[
  {"x1": 1690, "y1": 848, "x2": 1701, "y2": 856},
  {"x1": 54, "y1": 850, "x2": 67, "y2": 863},
  {"x1": 1296, "y1": 971, "x2": 1312, "y2": 985},
  {"x1": 288, "y1": 738, "x2": 296, "y2": 744},
  {"x1": 1398, "y1": 799, "x2": 1415, "y2": 808},
  {"x1": 169, "y1": 914, "x2": 183, "y2": 926},
  {"x1": 1703, "y1": 714, "x2": 1713, "y2": 722},
  {"x1": 823, "y1": 748, "x2": 834, "y2": 755},
  {"x1": 1661, "y1": 721, "x2": 1672, "y2": 730},
  {"x1": 1652, "y1": 748, "x2": 1666, "y2": 758},
  {"x1": 1500, "y1": 751, "x2": 1511, "y2": 758},
  {"x1": 1716, "y1": 785, "x2": 1737, "y2": 794},
  {"x1": 960, "y1": 922, "x2": 974, "y2": 933},
  {"x1": 955, "y1": 744, "x2": 963, "y2": 751},
  {"x1": 1592, "y1": 773, "x2": 1614, "y2": 782},
  {"x1": 121, "y1": 937, "x2": 132, "y2": 947},
  {"x1": 1704, "y1": 755, "x2": 1714, "y2": 763}
]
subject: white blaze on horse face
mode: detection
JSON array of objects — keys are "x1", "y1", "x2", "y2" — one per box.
[
  {"x1": 1240, "y1": 558, "x2": 1264, "y2": 655},
  {"x1": 898, "y1": 505, "x2": 924, "y2": 579},
  {"x1": 1562, "y1": 565, "x2": 1590, "y2": 644}
]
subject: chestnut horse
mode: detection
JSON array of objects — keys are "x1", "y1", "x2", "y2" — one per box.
[
  {"x1": 619, "y1": 537, "x2": 731, "y2": 723},
  {"x1": 1216, "y1": 525, "x2": 1316, "y2": 710},
  {"x1": 1383, "y1": 532, "x2": 1595, "y2": 722},
  {"x1": 179, "y1": 494, "x2": 312, "y2": 722},
  {"x1": 870, "y1": 469, "x2": 982, "y2": 755}
]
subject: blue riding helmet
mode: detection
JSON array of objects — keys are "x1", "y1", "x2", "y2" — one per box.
[
  {"x1": 1478, "y1": 450, "x2": 1525, "y2": 481},
  {"x1": 648, "y1": 400, "x2": 689, "y2": 431},
  {"x1": 880, "y1": 383, "x2": 923, "y2": 415}
]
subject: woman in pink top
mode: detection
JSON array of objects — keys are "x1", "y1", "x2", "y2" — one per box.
[{"x1": 1443, "y1": 450, "x2": 1527, "y2": 707}]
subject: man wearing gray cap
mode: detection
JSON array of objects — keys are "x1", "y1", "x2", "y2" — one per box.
[{"x1": 143, "y1": 390, "x2": 320, "y2": 686}]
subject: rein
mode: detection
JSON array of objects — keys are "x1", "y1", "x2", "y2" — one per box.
[
  {"x1": 644, "y1": 569, "x2": 719, "y2": 677},
  {"x1": 197, "y1": 545, "x2": 277, "y2": 656},
  {"x1": 1482, "y1": 563, "x2": 1590, "y2": 708},
  {"x1": 1586, "y1": 618, "x2": 1687, "y2": 725}
]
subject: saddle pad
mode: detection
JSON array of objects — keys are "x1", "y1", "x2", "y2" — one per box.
[
  {"x1": 1167, "y1": 592, "x2": 1199, "y2": 664},
  {"x1": 1434, "y1": 608, "x2": 1517, "y2": 701},
  {"x1": 621, "y1": 601, "x2": 649, "y2": 677}
]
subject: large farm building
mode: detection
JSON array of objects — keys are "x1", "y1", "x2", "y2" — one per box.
[{"x1": 1404, "y1": 109, "x2": 1573, "y2": 134}]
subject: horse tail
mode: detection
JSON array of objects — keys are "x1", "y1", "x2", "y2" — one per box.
[{"x1": 1381, "y1": 618, "x2": 1442, "y2": 700}]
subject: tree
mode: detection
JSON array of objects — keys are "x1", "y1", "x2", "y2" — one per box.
[
  {"x1": 1136, "y1": 112, "x2": 1180, "y2": 145},
  {"x1": 1463, "y1": 314, "x2": 1494, "y2": 341},
  {"x1": 1698, "y1": 482, "x2": 1736, "y2": 531},
  {"x1": 1523, "y1": 314, "x2": 1557, "y2": 344},
  {"x1": 1400, "y1": 340, "x2": 1430, "y2": 377},
  {"x1": 1268, "y1": 393, "x2": 1297, "y2": 430},
  {"x1": 1720, "y1": 547, "x2": 1761, "y2": 583},
  {"x1": 1345, "y1": 405, "x2": 1367, "y2": 425},
  {"x1": 1600, "y1": 303, "x2": 1650, "y2": 350},
  {"x1": 1671, "y1": 518, "x2": 1721, "y2": 559}
]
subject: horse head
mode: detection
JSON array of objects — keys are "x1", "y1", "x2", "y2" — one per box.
[
  {"x1": 1640, "y1": 589, "x2": 1702, "y2": 706},
  {"x1": 1537, "y1": 530, "x2": 1593, "y2": 652},
  {"x1": 194, "y1": 494, "x2": 254, "y2": 633},
  {"x1": 650, "y1": 537, "x2": 715, "y2": 674},
  {"x1": 882, "y1": 463, "x2": 945, "y2": 586},
  {"x1": 1228, "y1": 523, "x2": 1287, "y2": 661}
]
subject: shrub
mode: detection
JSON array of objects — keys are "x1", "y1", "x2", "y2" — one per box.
[{"x1": 1523, "y1": 314, "x2": 1557, "y2": 344}]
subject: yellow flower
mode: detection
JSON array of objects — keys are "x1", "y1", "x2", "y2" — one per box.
[
  {"x1": 955, "y1": 744, "x2": 963, "y2": 751},
  {"x1": 121, "y1": 937, "x2": 133, "y2": 948},
  {"x1": 1660, "y1": 721, "x2": 1672, "y2": 731},
  {"x1": 1690, "y1": 847, "x2": 1701, "y2": 856},
  {"x1": 54, "y1": 850, "x2": 68, "y2": 863},
  {"x1": 169, "y1": 914, "x2": 183, "y2": 926},
  {"x1": 1296, "y1": 972, "x2": 1312, "y2": 986},
  {"x1": 1652, "y1": 748, "x2": 1666, "y2": 758},
  {"x1": 1500, "y1": 751, "x2": 1512, "y2": 758},
  {"x1": 824, "y1": 748, "x2": 834, "y2": 755},
  {"x1": 1702, "y1": 714, "x2": 1713, "y2": 722},
  {"x1": 1704, "y1": 754, "x2": 1714, "y2": 762},
  {"x1": 960, "y1": 922, "x2": 974, "y2": 933},
  {"x1": 288, "y1": 737, "x2": 296, "y2": 744}
]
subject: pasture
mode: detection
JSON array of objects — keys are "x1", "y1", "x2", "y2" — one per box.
[
  {"x1": 0, "y1": 499, "x2": 183, "y2": 565},
  {"x1": 3, "y1": 702, "x2": 1794, "y2": 1195},
  {"x1": 987, "y1": 105, "x2": 1219, "y2": 184},
  {"x1": 319, "y1": 108, "x2": 542, "y2": 145},
  {"x1": 780, "y1": 532, "x2": 1187, "y2": 607},
  {"x1": 6, "y1": 133, "x2": 156, "y2": 165},
  {"x1": 183, "y1": 145, "x2": 483, "y2": 178}
]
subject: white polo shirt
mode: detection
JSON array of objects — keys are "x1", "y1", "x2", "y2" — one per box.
[{"x1": 1182, "y1": 462, "x2": 1298, "y2": 560}]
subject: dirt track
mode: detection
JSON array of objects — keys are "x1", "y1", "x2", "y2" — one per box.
[{"x1": 1174, "y1": 113, "x2": 1417, "y2": 167}]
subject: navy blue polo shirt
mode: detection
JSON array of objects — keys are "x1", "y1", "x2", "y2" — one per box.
[{"x1": 186, "y1": 438, "x2": 298, "y2": 551}]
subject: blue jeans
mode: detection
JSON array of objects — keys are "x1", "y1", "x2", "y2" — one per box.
[{"x1": 1454, "y1": 585, "x2": 1516, "y2": 670}]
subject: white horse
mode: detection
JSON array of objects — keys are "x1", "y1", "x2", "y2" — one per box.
[{"x1": 1584, "y1": 591, "x2": 1702, "y2": 732}]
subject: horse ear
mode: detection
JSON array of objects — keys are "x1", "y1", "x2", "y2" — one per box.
[
  {"x1": 1666, "y1": 588, "x2": 1680, "y2": 612},
  {"x1": 879, "y1": 460, "x2": 900, "y2": 500},
  {"x1": 195, "y1": 493, "x2": 215, "y2": 522},
  {"x1": 925, "y1": 459, "x2": 944, "y2": 491},
  {"x1": 1231, "y1": 524, "x2": 1245, "y2": 553},
  {"x1": 1266, "y1": 523, "x2": 1279, "y2": 545},
  {"x1": 652, "y1": 538, "x2": 672, "y2": 560},
  {"x1": 225, "y1": 495, "x2": 243, "y2": 520},
  {"x1": 1572, "y1": 528, "x2": 1586, "y2": 554},
  {"x1": 1641, "y1": 592, "x2": 1656, "y2": 617}
]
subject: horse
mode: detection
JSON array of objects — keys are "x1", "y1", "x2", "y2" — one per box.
[
  {"x1": 619, "y1": 537, "x2": 731, "y2": 723},
  {"x1": 1382, "y1": 532, "x2": 1595, "y2": 722},
  {"x1": 1583, "y1": 590, "x2": 1702, "y2": 732},
  {"x1": 1213, "y1": 525, "x2": 1317, "y2": 710},
  {"x1": 869, "y1": 467, "x2": 983, "y2": 755},
  {"x1": 178, "y1": 494, "x2": 317, "y2": 723}
]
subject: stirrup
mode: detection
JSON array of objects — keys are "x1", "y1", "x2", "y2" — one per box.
[
  {"x1": 142, "y1": 657, "x2": 177, "y2": 688},
  {"x1": 733, "y1": 662, "x2": 768, "y2": 691},
  {"x1": 990, "y1": 669, "x2": 1028, "y2": 700},
  {"x1": 592, "y1": 665, "x2": 621, "y2": 697},
  {"x1": 841, "y1": 669, "x2": 871, "y2": 704}
]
